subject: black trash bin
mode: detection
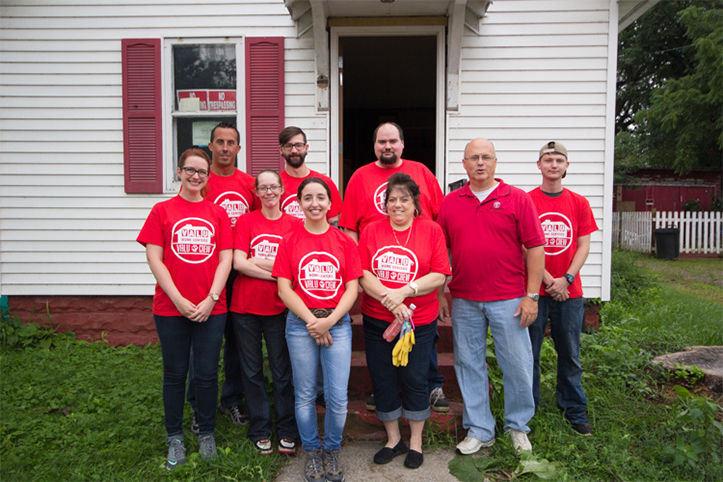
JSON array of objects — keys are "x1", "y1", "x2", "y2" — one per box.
[{"x1": 654, "y1": 228, "x2": 680, "y2": 260}]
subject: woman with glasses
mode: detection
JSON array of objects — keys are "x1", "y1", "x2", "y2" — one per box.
[
  {"x1": 273, "y1": 177, "x2": 361, "y2": 482},
  {"x1": 358, "y1": 173, "x2": 450, "y2": 469},
  {"x1": 229, "y1": 170, "x2": 301, "y2": 455},
  {"x1": 137, "y1": 148, "x2": 232, "y2": 469}
]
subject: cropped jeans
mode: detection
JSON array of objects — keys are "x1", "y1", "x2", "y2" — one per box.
[
  {"x1": 285, "y1": 311, "x2": 351, "y2": 451},
  {"x1": 528, "y1": 296, "x2": 588, "y2": 424},
  {"x1": 154, "y1": 313, "x2": 225, "y2": 437},
  {"x1": 452, "y1": 297, "x2": 535, "y2": 442},
  {"x1": 363, "y1": 314, "x2": 434, "y2": 422}
]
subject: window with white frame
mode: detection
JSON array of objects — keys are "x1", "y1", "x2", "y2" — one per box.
[{"x1": 165, "y1": 39, "x2": 243, "y2": 190}]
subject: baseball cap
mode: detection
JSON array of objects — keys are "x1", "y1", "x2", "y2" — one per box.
[{"x1": 539, "y1": 141, "x2": 567, "y2": 159}]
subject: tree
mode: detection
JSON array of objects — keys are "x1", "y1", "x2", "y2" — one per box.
[{"x1": 615, "y1": 1, "x2": 723, "y2": 175}]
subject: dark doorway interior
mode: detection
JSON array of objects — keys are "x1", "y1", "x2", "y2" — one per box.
[{"x1": 340, "y1": 36, "x2": 437, "y2": 190}]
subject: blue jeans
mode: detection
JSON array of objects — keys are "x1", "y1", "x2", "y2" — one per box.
[
  {"x1": 231, "y1": 311, "x2": 297, "y2": 442},
  {"x1": 363, "y1": 315, "x2": 433, "y2": 421},
  {"x1": 285, "y1": 311, "x2": 351, "y2": 451},
  {"x1": 187, "y1": 272, "x2": 244, "y2": 410},
  {"x1": 154, "y1": 313, "x2": 225, "y2": 437},
  {"x1": 451, "y1": 297, "x2": 535, "y2": 442},
  {"x1": 529, "y1": 296, "x2": 588, "y2": 424}
]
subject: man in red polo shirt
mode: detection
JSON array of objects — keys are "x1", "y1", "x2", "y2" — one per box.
[
  {"x1": 340, "y1": 122, "x2": 449, "y2": 413},
  {"x1": 438, "y1": 138, "x2": 545, "y2": 455},
  {"x1": 278, "y1": 126, "x2": 342, "y2": 224},
  {"x1": 528, "y1": 141, "x2": 598, "y2": 436}
]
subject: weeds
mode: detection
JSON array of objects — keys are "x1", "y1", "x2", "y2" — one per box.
[{"x1": 450, "y1": 250, "x2": 723, "y2": 481}]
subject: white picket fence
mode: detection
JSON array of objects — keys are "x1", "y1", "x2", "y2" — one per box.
[{"x1": 613, "y1": 211, "x2": 723, "y2": 255}]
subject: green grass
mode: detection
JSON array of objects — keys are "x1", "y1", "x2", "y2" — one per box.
[
  {"x1": 2, "y1": 250, "x2": 721, "y2": 481},
  {"x1": 449, "y1": 250, "x2": 723, "y2": 481},
  {"x1": 0, "y1": 333, "x2": 281, "y2": 481},
  {"x1": 630, "y1": 254, "x2": 722, "y2": 305}
]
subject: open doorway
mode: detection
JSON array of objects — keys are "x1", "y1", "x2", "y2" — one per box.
[{"x1": 337, "y1": 35, "x2": 438, "y2": 191}]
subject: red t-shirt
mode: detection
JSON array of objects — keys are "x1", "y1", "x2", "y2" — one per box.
[
  {"x1": 280, "y1": 169, "x2": 343, "y2": 221},
  {"x1": 358, "y1": 218, "x2": 451, "y2": 325},
  {"x1": 528, "y1": 187, "x2": 598, "y2": 298},
  {"x1": 230, "y1": 211, "x2": 303, "y2": 315},
  {"x1": 205, "y1": 169, "x2": 258, "y2": 228},
  {"x1": 339, "y1": 159, "x2": 444, "y2": 234},
  {"x1": 272, "y1": 226, "x2": 362, "y2": 309},
  {"x1": 137, "y1": 195, "x2": 233, "y2": 316},
  {"x1": 438, "y1": 179, "x2": 545, "y2": 302}
]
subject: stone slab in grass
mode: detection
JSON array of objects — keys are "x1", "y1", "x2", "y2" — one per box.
[{"x1": 652, "y1": 346, "x2": 723, "y2": 393}]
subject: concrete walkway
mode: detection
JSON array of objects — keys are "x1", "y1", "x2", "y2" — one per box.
[{"x1": 274, "y1": 441, "x2": 459, "y2": 481}]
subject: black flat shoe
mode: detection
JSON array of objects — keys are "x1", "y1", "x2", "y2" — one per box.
[
  {"x1": 373, "y1": 440, "x2": 408, "y2": 464},
  {"x1": 404, "y1": 449, "x2": 423, "y2": 469}
]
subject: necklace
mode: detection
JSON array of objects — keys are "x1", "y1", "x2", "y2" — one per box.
[{"x1": 391, "y1": 222, "x2": 413, "y2": 247}]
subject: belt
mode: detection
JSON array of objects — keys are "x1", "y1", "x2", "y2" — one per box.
[
  {"x1": 309, "y1": 308, "x2": 344, "y2": 325},
  {"x1": 310, "y1": 308, "x2": 334, "y2": 318}
]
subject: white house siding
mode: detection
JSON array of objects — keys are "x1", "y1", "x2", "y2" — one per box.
[
  {"x1": 0, "y1": 0, "x2": 325, "y2": 296},
  {"x1": 446, "y1": 0, "x2": 615, "y2": 299}
]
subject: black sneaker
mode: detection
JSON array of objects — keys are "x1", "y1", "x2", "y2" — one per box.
[
  {"x1": 365, "y1": 394, "x2": 376, "y2": 411},
  {"x1": 219, "y1": 404, "x2": 249, "y2": 425},
  {"x1": 429, "y1": 387, "x2": 450, "y2": 413},
  {"x1": 190, "y1": 411, "x2": 199, "y2": 435},
  {"x1": 570, "y1": 422, "x2": 593, "y2": 436}
]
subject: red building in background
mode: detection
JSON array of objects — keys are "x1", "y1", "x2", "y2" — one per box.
[{"x1": 615, "y1": 169, "x2": 722, "y2": 212}]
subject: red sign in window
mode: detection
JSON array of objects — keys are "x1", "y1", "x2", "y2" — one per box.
[
  {"x1": 208, "y1": 90, "x2": 236, "y2": 111},
  {"x1": 177, "y1": 90, "x2": 208, "y2": 111}
]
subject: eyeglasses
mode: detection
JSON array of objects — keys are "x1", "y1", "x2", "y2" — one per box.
[
  {"x1": 256, "y1": 185, "x2": 282, "y2": 193},
  {"x1": 281, "y1": 142, "x2": 306, "y2": 150},
  {"x1": 180, "y1": 166, "x2": 209, "y2": 177},
  {"x1": 464, "y1": 155, "x2": 495, "y2": 163}
]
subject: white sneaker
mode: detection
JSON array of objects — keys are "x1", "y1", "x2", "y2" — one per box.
[
  {"x1": 456, "y1": 435, "x2": 495, "y2": 455},
  {"x1": 508, "y1": 430, "x2": 532, "y2": 453}
]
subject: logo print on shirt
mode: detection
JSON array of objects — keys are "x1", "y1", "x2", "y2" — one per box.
[
  {"x1": 493, "y1": 201, "x2": 501, "y2": 209},
  {"x1": 171, "y1": 217, "x2": 216, "y2": 264},
  {"x1": 371, "y1": 246, "x2": 419, "y2": 285},
  {"x1": 214, "y1": 191, "x2": 250, "y2": 227},
  {"x1": 250, "y1": 234, "x2": 283, "y2": 260},
  {"x1": 374, "y1": 182, "x2": 389, "y2": 215},
  {"x1": 539, "y1": 212, "x2": 574, "y2": 256},
  {"x1": 281, "y1": 195, "x2": 305, "y2": 219},
  {"x1": 298, "y1": 252, "x2": 342, "y2": 300}
]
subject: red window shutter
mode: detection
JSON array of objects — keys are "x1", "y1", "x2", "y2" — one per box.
[
  {"x1": 245, "y1": 37, "x2": 284, "y2": 176},
  {"x1": 122, "y1": 39, "x2": 162, "y2": 193}
]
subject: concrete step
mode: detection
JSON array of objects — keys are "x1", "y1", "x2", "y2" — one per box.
[{"x1": 323, "y1": 400, "x2": 464, "y2": 442}]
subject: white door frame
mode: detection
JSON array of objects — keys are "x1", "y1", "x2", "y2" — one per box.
[{"x1": 329, "y1": 25, "x2": 446, "y2": 190}]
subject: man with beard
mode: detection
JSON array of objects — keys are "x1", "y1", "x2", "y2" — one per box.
[
  {"x1": 340, "y1": 122, "x2": 443, "y2": 243},
  {"x1": 278, "y1": 126, "x2": 342, "y2": 224},
  {"x1": 340, "y1": 122, "x2": 449, "y2": 414}
]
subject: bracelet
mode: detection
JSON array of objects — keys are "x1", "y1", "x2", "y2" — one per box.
[{"x1": 408, "y1": 281, "x2": 419, "y2": 296}]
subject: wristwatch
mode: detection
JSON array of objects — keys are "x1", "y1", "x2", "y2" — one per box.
[
  {"x1": 564, "y1": 273, "x2": 575, "y2": 285},
  {"x1": 209, "y1": 292, "x2": 220, "y2": 302},
  {"x1": 408, "y1": 281, "x2": 419, "y2": 296},
  {"x1": 526, "y1": 293, "x2": 539, "y2": 302}
]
